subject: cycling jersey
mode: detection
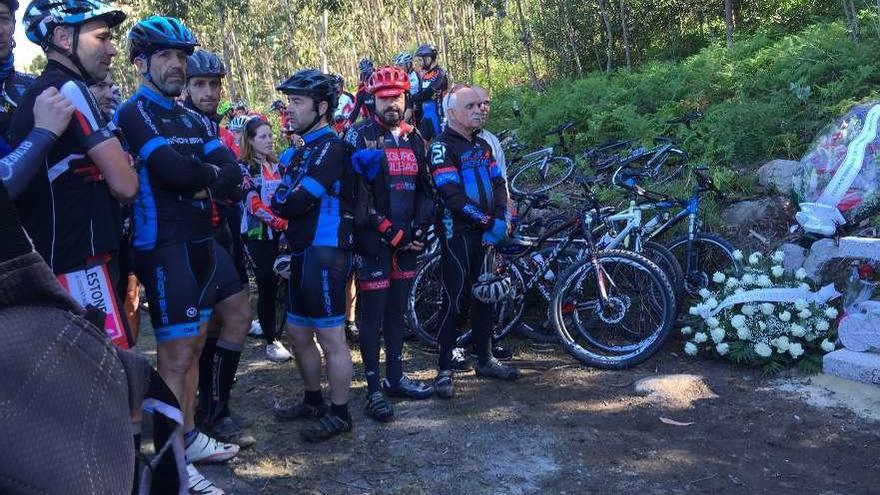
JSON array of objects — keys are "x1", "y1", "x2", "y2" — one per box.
[
  {"x1": 348, "y1": 84, "x2": 374, "y2": 125},
  {"x1": 429, "y1": 127, "x2": 507, "y2": 238},
  {"x1": 271, "y1": 125, "x2": 355, "y2": 251},
  {"x1": 0, "y1": 70, "x2": 35, "y2": 141},
  {"x1": 414, "y1": 66, "x2": 448, "y2": 139},
  {"x1": 333, "y1": 91, "x2": 355, "y2": 135},
  {"x1": 345, "y1": 117, "x2": 433, "y2": 255},
  {"x1": 115, "y1": 83, "x2": 241, "y2": 251},
  {"x1": 240, "y1": 159, "x2": 287, "y2": 240},
  {"x1": 9, "y1": 60, "x2": 121, "y2": 274}
]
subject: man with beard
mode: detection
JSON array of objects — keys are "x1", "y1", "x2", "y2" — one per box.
[
  {"x1": 89, "y1": 72, "x2": 117, "y2": 119},
  {"x1": 183, "y1": 49, "x2": 256, "y2": 449},
  {"x1": 345, "y1": 66, "x2": 434, "y2": 422},
  {"x1": 10, "y1": 0, "x2": 138, "y2": 348},
  {"x1": 115, "y1": 16, "x2": 242, "y2": 495},
  {"x1": 412, "y1": 43, "x2": 448, "y2": 141}
]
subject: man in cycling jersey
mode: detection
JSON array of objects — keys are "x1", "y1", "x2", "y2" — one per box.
[
  {"x1": 429, "y1": 86, "x2": 520, "y2": 399},
  {"x1": 348, "y1": 58, "x2": 374, "y2": 125},
  {"x1": 115, "y1": 16, "x2": 243, "y2": 495},
  {"x1": 332, "y1": 73, "x2": 354, "y2": 135},
  {"x1": 270, "y1": 68, "x2": 356, "y2": 442},
  {"x1": 413, "y1": 43, "x2": 448, "y2": 141},
  {"x1": 0, "y1": 0, "x2": 36, "y2": 141},
  {"x1": 10, "y1": 0, "x2": 138, "y2": 350},
  {"x1": 183, "y1": 49, "x2": 255, "y2": 448},
  {"x1": 393, "y1": 51, "x2": 419, "y2": 123},
  {"x1": 345, "y1": 66, "x2": 434, "y2": 422}
]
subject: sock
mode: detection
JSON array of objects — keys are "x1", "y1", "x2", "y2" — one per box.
[
  {"x1": 304, "y1": 389, "x2": 323, "y2": 406},
  {"x1": 330, "y1": 402, "x2": 350, "y2": 422},
  {"x1": 198, "y1": 337, "x2": 218, "y2": 418},
  {"x1": 212, "y1": 339, "x2": 243, "y2": 420},
  {"x1": 184, "y1": 428, "x2": 199, "y2": 448}
]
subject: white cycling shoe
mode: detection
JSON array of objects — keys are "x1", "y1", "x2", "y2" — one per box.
[
  {"x1": 185, "y1": 431, "x2": 239, "y2": 464},
  {"x1": 187, "y1": 463, "x2": 225, "y2": 495}
]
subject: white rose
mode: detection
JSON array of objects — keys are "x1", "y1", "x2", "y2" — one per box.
[
  {"x1": 772, "y1": 250, "x2": 785, "y2": 263},
  {"x1": 710, "y1": 327, "x2": 726, "y2": 343},
  {"x1": 707, "y1": 317, "x2": 720, "y2": 328},
  {"x1": 798, "y1": 309, "x2": 812, "y2": 319},
  {"x1": 761, "y1": 303, "x2": 775, "y2": 315},
  {"x1": 779, "y1": 311, "x2": 791, "y2": 322},
  {"x1": 716, "y1": 342, "x2": 730, "y2": 355},
  {"x1": 771, "y1": 265, "x2": 785, "y2": 278},
  {"x1": 742, "y1": 305, "x2": 756, "y2": 316},
  {"x1": 795, "y1": 268, "x2": 807, "y2": 280},
  {"x1": 773, "y1": 336, "x2": 791, "y2": 352},
  {"x1": 815, "y1": 320, "x2": 830, "y2": 332},
  {"x1": 821, "y1": 339, "x2": 836, "y2": 352},
  {"x1": 758, "y1": 275, "x2": 772, "y2": 287},
  {"x1": 685, "y1": 342, "x2": 698, "y2": 356},
  {"x1": 680, "y1": 326, "x2": 693, "y2": 336},
  {"x1": 726, "y1": 277, "x2": 740, "y2": 289},
  {"x1": 754, "y1": 342, "x2": 772, "y2": 357},
  {"x1": 736, "y1": 327, "x2": 752, "y2": 340},
  {"x1": 759, "y1": 321, "x2": 767, "y2": 331},
  {"x1": 706, "y1": 298, "x2": 719, "y2": 309},
  {"x1": 731, "y1": 314, "x2": 746, "y2": 328},
  {"x1": 825, "y1": 307, "x2": 839, "y2": 319},
  {"x1": 789, "y1": 324, "x2": 806, "y2": 337},
  {"x1": 694, "y1": 332, "x2": 708, "y2": 343},
  {"x1": 732, "y1": 249, "x2": 744, "y2": 261},
  {"x1": 748, "y1": 252, "x2": 762, "y2": 265},
  {"x1": 699, "y1": 288, "x2": 712, "y2": 299},
  {"x1": 788, "y1": 343, "x2": 805, "y2": 359},
  {"x1": 794, "y1": 299, "x2": 808, "y2": 310},
  {"x1": 689, "y1": 305, "x2": 703, "y2": 316},
  {"x1": 741, "y1": 274, "x2": 756, "y2": 286},
  {"x1": 712, "y1": 272, "x2": 726, "y2": 283}
]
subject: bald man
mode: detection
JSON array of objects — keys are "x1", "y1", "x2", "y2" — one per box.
[{"x1": 428, "y1": 87, "x2": 520, "y2": 399}]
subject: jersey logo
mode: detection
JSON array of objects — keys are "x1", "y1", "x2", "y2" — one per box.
[
  {"x1": 186, "y1": 307, "x2": 198, "y2": 318},
  {"x1": 430, "y1": 142, "x2": 446, "y2": 166}
]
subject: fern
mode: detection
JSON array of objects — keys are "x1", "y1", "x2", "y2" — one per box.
[
  {"x1": 727, "y1": 341, "x2": 756, "y2": 365},
  {"x1": 761, "y1": 360, "x2": 786, "y2": 376},
  {"x1": 796, "y1": 355, "x2": 824, "y2": 375}
]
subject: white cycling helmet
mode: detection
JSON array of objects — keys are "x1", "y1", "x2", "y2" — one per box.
[
  {"x1": 228, "y1": 115, "x2": 251, "y2": 133},
  {"x1": 471, "y1": 248, "x2": 511, "y2": 304}
]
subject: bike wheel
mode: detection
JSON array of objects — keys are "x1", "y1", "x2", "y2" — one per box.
[
  {"x1": 509, "y1": 156, "x2": 574, "y2": 195},
  {"x1": 664, "y1": 232, "x2": 740, "y2": 297},
  {"x1": 638, "y1": 240, "x2": 685, "y2": 314},
  {"x1": 550, "y1": 249, "x2": 675, "y2": 369}
]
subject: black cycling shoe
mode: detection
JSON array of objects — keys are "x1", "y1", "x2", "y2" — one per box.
[
  {"x1": 474, "y1": 358, "x2": 521, "y2": 381},
  {"x1": 469, "y1": 345, "x2": 514, "y2": 361},
  {"x1": 273, "y1": 400, "x2": 328, "y2": 422},
  {"x1": 382, "y1": 376, "x2": 434, "y2": 400},
  {"x1": 365, "y1": 392, "x2": 394, "y2": 422},
  {"x1": 209, "y1": 416, "x2": 256, "y2": 449},
  {"x1": 450, "y1": 347, "x2": 471, "y2": 372},
  {"x1": 300, "y1": 414, "x2": 353, "y2": 443},
  {"x1": 345, "y1": 320, "x2": 359, "y2": 341},
  {"x1": 433, "y1": 371, "x2": 454, "y2": 399}
]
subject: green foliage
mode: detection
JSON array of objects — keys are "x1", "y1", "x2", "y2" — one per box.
[{"x1": 24, "y1": 55, "x2": 47, "y2": 76}]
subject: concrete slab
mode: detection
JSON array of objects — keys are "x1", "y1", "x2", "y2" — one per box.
[
  {"x1": 768, "y1": 373, "x2": 880, "y2": 422},
  {"x1": 823, "y1": 348, "x2": 880, "y2": 385}
]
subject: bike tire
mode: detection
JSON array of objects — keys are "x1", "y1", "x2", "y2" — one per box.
[
  {"x1": 664, "y1": 232, "x2": 741, "y2": 297},
  {"x1": 549, "y1": 249, "x2": 675, "y2": 369},
  {"x1": 509, "y1": 156, "x2": 575, "y2": 195},
  {"x1": 639, "y1": 240, "x2": 685, "y2": 314}
]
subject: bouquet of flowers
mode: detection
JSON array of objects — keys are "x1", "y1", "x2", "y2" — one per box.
[{"x1": 682, "y1": 249, "x2": 839, "y2": 374}]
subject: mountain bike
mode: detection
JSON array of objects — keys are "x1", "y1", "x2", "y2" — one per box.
[{"x1": 508, "y1": 122, "x2": 577, "y2": 195}]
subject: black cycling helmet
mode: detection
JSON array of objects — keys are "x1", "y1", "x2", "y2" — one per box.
[
  {"x1": 358, "y1": 58, "x2": 374, "y2": 76},
  {"x1": 186, "y1": 49, "x2": 225, "y2": 79},
  {"x1": 277, "y1": 69, "x2": 338, "y2": 132},
  {"x1": 415, "y1": 43, "x2": 438, "y2": 58},
  {"x1": 332, "y1": 73, "x2": 344, "y2": 87},
  {"x1": 269, "y1": 99, "x2": 285, "y2": 112},
  {"x1": 127, "y1": 15, "x2": 198, "y2": 63}
]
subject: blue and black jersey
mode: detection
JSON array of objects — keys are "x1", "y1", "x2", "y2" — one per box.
[
  {"x1": 271, "y1": 125, "x2": 355, "y2": 251},
  {"x1": 345, "y1": 117, "x2": 433, "y2": 254},
  {"x1": 428, "y1": 127, "x2": 507, "y2": 238},
  {"x1": 115, "y1": 84, "x2": 241, "y2": 251}
]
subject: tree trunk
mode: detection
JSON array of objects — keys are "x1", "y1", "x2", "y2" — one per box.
[
  {"x1": 229, "y1": 27, "x2": 250, "y2": 102},
  {"x1": 597, "y1": 0, "x2": 613, "y2": 73},
  {"x1": 216, "y1": 7, "x2": 238, "y2": 98},
  {"x1": 619, "y1": 0, "x2": 631, "y2": 68},
  {"x1": 409, "y1": 0, "x2": 422, "y2": 43},
  {"x1": 483, "y1": 17, "x2": 491, "y2": 87},
  {"x1": 514, "y1": 0, "x2": 540, "y2": 89},
  {"x1": 849, "y1": 0, "x2": 860, "y2": 41},
  {"x1": 724, "y1": 0, "x2": 734, "y2": 50},
  {"x1": 558, "y1": 0, "x2": 583, "y2": 76},
  {"x1": 318, "y1": 9, "x2": 329, "y2": 73}
]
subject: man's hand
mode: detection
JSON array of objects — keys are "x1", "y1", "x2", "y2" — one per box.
[{"x1": 34, "y1": 88, "x2": 74, "y2": 137}]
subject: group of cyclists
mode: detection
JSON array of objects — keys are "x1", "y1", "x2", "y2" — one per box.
[{"x1": 0, "y1": 0, "x2": 521, "y2": 493}]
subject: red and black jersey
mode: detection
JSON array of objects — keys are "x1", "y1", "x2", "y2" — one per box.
[
  {"x1": 348, "y1": 84, "x2": 375, "y2": 124},
  {"x1": 9, "y1": 60, "x2": 121, "y2": 274},
  {"x1": 345, "y1": 117, "x2": 434, "y2": 254}
]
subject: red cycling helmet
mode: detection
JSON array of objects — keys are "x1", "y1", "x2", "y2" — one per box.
[{"x1": 367, "y1": 66, "x2": 411, "y2": 98}]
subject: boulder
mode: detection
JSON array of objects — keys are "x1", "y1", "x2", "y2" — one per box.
[
  {"x1": 721, "y1": 198, "x2": 780, "y2": 228},
  {"x1": 758, "y1": 159, "x2": 800, "y2": 193},
  {"x1": 778, "y1": 242, "x2": 807, "y2": 272}
]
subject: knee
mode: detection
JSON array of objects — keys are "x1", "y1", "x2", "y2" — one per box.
[{"x1": 158, "y1": 343, "x2": 199, "y2": 375}]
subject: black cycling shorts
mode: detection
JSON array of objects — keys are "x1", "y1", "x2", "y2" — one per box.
[
  {"x1": 355, "y1": 247, "x2": 417, "y2": 292},
  {"x1": 135, "y1": 238, "x2": 218, "y2": 342},
  {"x1": 286, "y1": 246, "x2": 351, "y2": 329},
  {"x1": 214, "y1": 240, "x2": 247, "y2": 302}
]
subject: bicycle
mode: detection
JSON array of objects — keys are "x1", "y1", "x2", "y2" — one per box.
[{"x1": 508, "y1": 122, "x2": 577, "y2": 195}]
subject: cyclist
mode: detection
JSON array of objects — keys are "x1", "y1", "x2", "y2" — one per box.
[
  {"x1": 332, "y1": 73, "x2": 354, "y2": 135},
  {"x1": 0, "y1": 0, "x2": 36, "y2": 140},
  {"x1": 346, "y1": 66, "x2": 434, "y2": 422},
  {"x1": 428, "y1": 86, "x2": 519, "y2": 399},
  {"x1": 89, "y1": 73, "x2": 117, "y2": 119},
  {"x1": 392, "y1": 51, "x2": 419, "y2": 124},
  {"x1": 183, "y1": 49, "x2": 255, "y2": 448},
  {"x1": 270, "y1": 68, "x2": 356, "y2": 442},
  {"x1": 348, "y1": 57, "x2": 374, "y2": 125},
  {"x1": 412, "y1": 43, "x2": 448, "y2": 141},
  {"x1": 11, "y1": 0, "x2": 138, "y2": 349},
  {"x1": 116, "y1": 16, "x2": 243, "y2": 494}
]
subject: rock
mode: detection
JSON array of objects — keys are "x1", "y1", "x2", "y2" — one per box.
[
  {"x1": 802, "y1": 238, "x2": 838, "y2": 280},
  {"x1": 757, "y1": 159, "x2": 801, "y2": 192},
  {"x1": 823, "y1": 349, "x2": 880, "y2": 386},
  {"x1": 779, "y1": 242, "x2": 807, "y2": 272},
  {"x1": 838, "y1": 301, "x2": 880, "y2": 352},
  {"x1": 633, "y1": 374, "x2": 718, "y2": 409},
  {"x1": 721, "y1": 198, "x2": 779, "y2": 228}
]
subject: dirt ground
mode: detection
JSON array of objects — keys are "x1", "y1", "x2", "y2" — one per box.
[{"x1": 137, "y1": 312, "x2": 880, "y2": 495}]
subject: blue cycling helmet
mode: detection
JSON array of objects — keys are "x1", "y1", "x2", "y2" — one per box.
[
  {"x1": 358, "y1": 58, "x2": 374, "y2": 76},
  {"x1": 23, "y1": 0, "x2": 125, "y2": 47},
  {"x1": 127, "y1": 15, "x2": 198, "y2": 63}
]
